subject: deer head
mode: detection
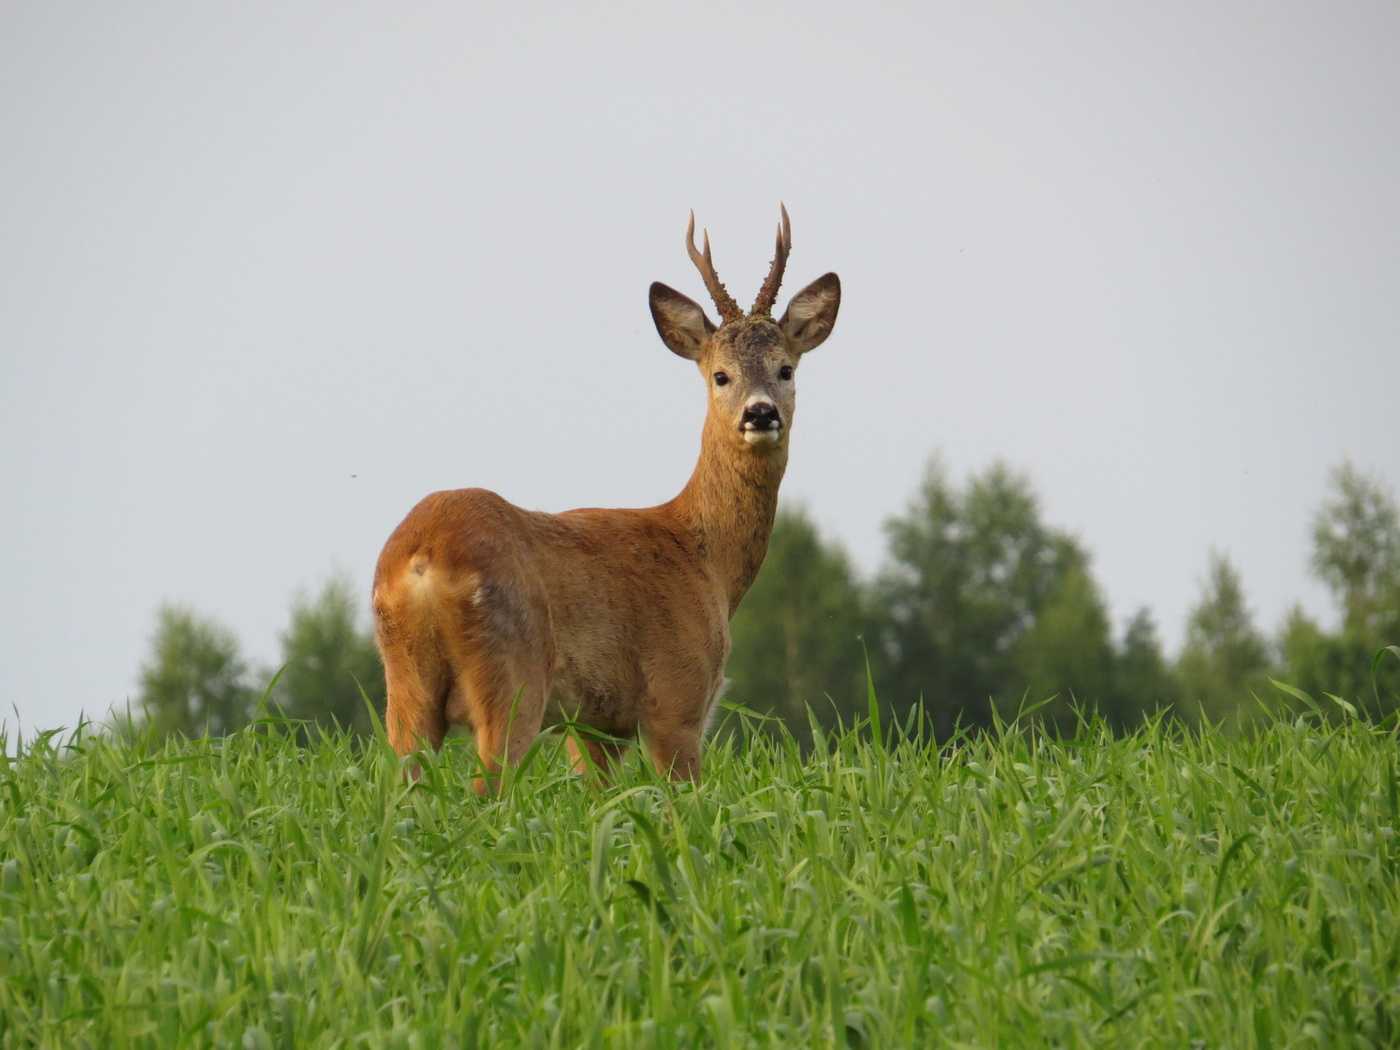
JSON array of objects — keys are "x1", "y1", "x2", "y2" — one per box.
[{"x1": 648, "y1": 206, "x2": 841, "y2": 452}]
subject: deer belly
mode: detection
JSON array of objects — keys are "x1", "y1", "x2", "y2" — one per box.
[{"x1": 547, "y1": 659, "x2": 643, "y2": 736}]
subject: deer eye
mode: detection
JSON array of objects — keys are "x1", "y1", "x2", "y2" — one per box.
[
  {"x1": 713, "y1": 372, "x2": 730, "y2": 387},
  {"x1": 778, "y1": 365, "x2": 794, "y2": 381}
]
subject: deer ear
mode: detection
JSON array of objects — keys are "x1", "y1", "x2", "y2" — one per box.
[
  {"x1": 779, "y1": 273, "x2": 841, "y2": 354},
  {"x1": 649, "y1": 282, "x2": 715, "y2": 360}
]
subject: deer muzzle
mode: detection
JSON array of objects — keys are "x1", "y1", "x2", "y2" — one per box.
[{"x1": 740, "y1": 400, "x2": 783, "y2": 445}]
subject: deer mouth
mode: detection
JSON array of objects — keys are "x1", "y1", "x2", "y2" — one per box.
[{"x1": 740, "y1": 420, "x2": 783, "y2": 446}]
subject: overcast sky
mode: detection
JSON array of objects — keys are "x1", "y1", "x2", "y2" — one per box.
[{"x1": 3, "y1": 1, "x2": 1397, "y2": 737}]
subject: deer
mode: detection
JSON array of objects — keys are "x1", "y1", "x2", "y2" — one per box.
[{"x1": 371, "y1": 206, "x2": 841, "y2": 792}]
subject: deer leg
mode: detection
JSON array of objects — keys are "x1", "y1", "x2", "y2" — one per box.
[
  {"x1": 643, "y1": 726, "x2": 701, "y2": 783},
  {"x1": 566, "y1": 734, "x2": 629, "y2": 782},
  {"x1": 460, "y1": 658, "x2": 547, "y2": 796},
  {"x1": 381, "y1": 647, "x2": 447, "y2": 772},
  {"x1": 640, "y1": 664, "x2": 717, "y2": 784}
]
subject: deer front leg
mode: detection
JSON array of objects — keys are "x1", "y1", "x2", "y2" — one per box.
[
  {"x1": 566, "y1": 733, "x2": 629, "y2": 783},
  {"x1": 644, "y1": 726, "x2": 701, "y2": 783},
  {"x1": 462, "y1": 661, "x2": 548, "y2": 797},
  {"x1": 640, "y1": 663, "x2": 719, "y2": 784}
]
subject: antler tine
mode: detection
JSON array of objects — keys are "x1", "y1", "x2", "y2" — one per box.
[
  {"x1": 750, "y1": 202, "x2": 792, "y2": 317},
  {"x1": 686, "y1": 210, "x2": 742, "y2": 323}
]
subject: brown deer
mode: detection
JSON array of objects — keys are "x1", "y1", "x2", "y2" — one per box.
[{"x1": 371, "y1": 206, "x2": 840, "y2": 790}]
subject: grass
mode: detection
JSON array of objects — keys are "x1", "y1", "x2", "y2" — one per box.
[{"x1": 1, "y1": 702, "x2": 1397, "y2": 1048}]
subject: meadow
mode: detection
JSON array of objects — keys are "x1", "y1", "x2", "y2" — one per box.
[{"x1": 1, "y1": 698, "x2": 1397, "y2": 1048}]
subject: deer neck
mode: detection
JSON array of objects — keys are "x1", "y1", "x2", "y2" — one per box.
[{"x1": 670, "y1": 412, "x2": 788, "y2": 615}]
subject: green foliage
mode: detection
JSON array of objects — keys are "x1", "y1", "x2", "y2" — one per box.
[
  {"x1": 872, "y1": 460, "x2": 1107, "y2": 735},
  {"x1": 3, "y1": 706, "x2": 1397, "y2": 1047},
  {"x1": 1284, "y1": 464, "x2": 1400, "y2": 717},
  {"x1": 1176, "y1": 553, "x2": 1272, "y2": 725},
  {"x1": 1311, "y1": 461, "x2": 1400, "y2": 632},
  {"x1": 725, "y1": 508, "x2": 869, "y2": 743},
  {"x1": 1279, "y1": 608, "x2": 1362, "y2": 713},
  {"x1": 1013, "y1": 565, "x2": 1116, "y2": 731},
  {"x1": 134, "y1": 605, "x2": 255, "y2": 738},
  {"x1": 274, "y1": 575, "x2": 384, "y2": 735},
  {"x1": 1112, "y1": 608, "x2": 1177, "y2": 727}
]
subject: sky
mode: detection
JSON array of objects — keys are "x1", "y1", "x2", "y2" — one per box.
[{"x1": 2, "y1": 1, "x2": 1398, "y2": 737}]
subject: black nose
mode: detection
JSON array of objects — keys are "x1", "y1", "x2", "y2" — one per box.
[{"x1": 742, "y1": 401, "x2": 780, "y2": 428}]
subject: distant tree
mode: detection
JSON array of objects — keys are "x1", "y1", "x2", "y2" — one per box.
[
  {"x1": 1176, "y1": 552, "x2": 1271, "y2": 725},
  {"x1": 726, "y1": 508, "x2": 869, "y2": 744},
  {"x1": 873, "y1": 459, "x2": 1094, "y2": 737},
  {"x1": 1311, "y1": 462, "x2": 1400, "y2": 634},
  {"x1": 872, "y1": 461, "x2": 967, "y2": 735},
  {"x1": 136, "y1": 605, "x2": 255, "y2": 737},
  {"x1": 275, "y1": 576, "x2": 383, "y2": 735},
  {"x1": 1013, "y1": 564, "x2": 1117, "y2": 732},
  {"x1": 1284, "y1": 464, "x2": 1400, "y2": 715},
  {"x1": 1277, "y1": 606, "x2": 1361, "y2": 711},
  {"x1": 1112, "y1": 608, "x2": 1177, "y2": 727}
]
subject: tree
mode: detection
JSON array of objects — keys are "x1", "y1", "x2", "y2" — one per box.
[
  {"x1": 275, "y1": 576, "x2": 384, "y2": 735},
  {"x1": 1176, "y1": 552, "x2": 1271, "y2": 725},
  {"x1": 725, "y1": 508, "x2": 869, "y2": 744},
  {"x1": 873, "y1": 459, "x2": 1096, "y2": 737},
  {"x1": 136, "y1": 605, "x2": 255, "y2": 737},
  {"x1": 1277, "y1": 607, "x2": 1361, "y2": 711},
  {"x1": 1013, "y1": 565, "x2": 1117, "y2": 732},
  {"x1": 1311, "y1": 462, "x2": 1400, "y2": 633},
  {"x1": 1112, "y1": 608, "x2": 1177, "y2": 727},
  {"x1": 1285, "y1": 464, "x2": 1400, "y2": 715}
]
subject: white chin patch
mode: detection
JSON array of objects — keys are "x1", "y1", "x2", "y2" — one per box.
[{"x1": 742, "y1": 428, "x2": 782, "y2": 446}]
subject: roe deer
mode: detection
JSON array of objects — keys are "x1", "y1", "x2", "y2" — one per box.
[{"x1": 372, "y1": 206, "x2": 840, "y2": 790}]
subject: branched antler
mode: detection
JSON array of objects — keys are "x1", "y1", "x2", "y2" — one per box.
[
  {"x1": 686, "y1": 211, "x2": 743, "y2": 324},
  {"x1": 749, "y1": 203, "x2": 792, "y2": 317}
]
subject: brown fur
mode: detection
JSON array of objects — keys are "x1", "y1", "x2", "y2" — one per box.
[{"x1": 372, "y1": 211, "x2": 840, "y2": 791}]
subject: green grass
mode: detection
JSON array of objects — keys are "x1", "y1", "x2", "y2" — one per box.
[{"x1": 1, "y1": 705, "x2": 1397, "y2": 1048}]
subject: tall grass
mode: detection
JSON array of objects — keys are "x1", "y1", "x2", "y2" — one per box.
[{"x1": 1, "y1": 700, "x2": 1396, "y2": 1047}]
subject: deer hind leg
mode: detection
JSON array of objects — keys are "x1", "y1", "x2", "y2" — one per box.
[{"x1": 381, "y1": 644, "x2": 448, "y2": 760}]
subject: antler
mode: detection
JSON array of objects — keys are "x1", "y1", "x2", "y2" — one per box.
[
  {"x1": 686, "y1": 211, "x2": 743, "y2": 324},
  {"x1": 749, "y1": 203, "x2": 792, "y2": 317}
]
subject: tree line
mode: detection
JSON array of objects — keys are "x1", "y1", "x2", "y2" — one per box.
[{"x1": 131, "y1": 459, "x2": 1400, "y2": 742}]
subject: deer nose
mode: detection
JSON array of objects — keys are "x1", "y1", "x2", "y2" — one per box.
[{"x1": 742, "y1": 401, "x2": 780, "y2": 429}]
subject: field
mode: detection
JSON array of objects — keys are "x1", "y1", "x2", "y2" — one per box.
[{"x1": 2, "y1": 703, "x2": 1397, "y2": 1048}]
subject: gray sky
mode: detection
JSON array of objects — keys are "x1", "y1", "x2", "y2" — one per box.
[{"x1": 3, "y1": 2, "x2": 1398, "y2": 737}]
